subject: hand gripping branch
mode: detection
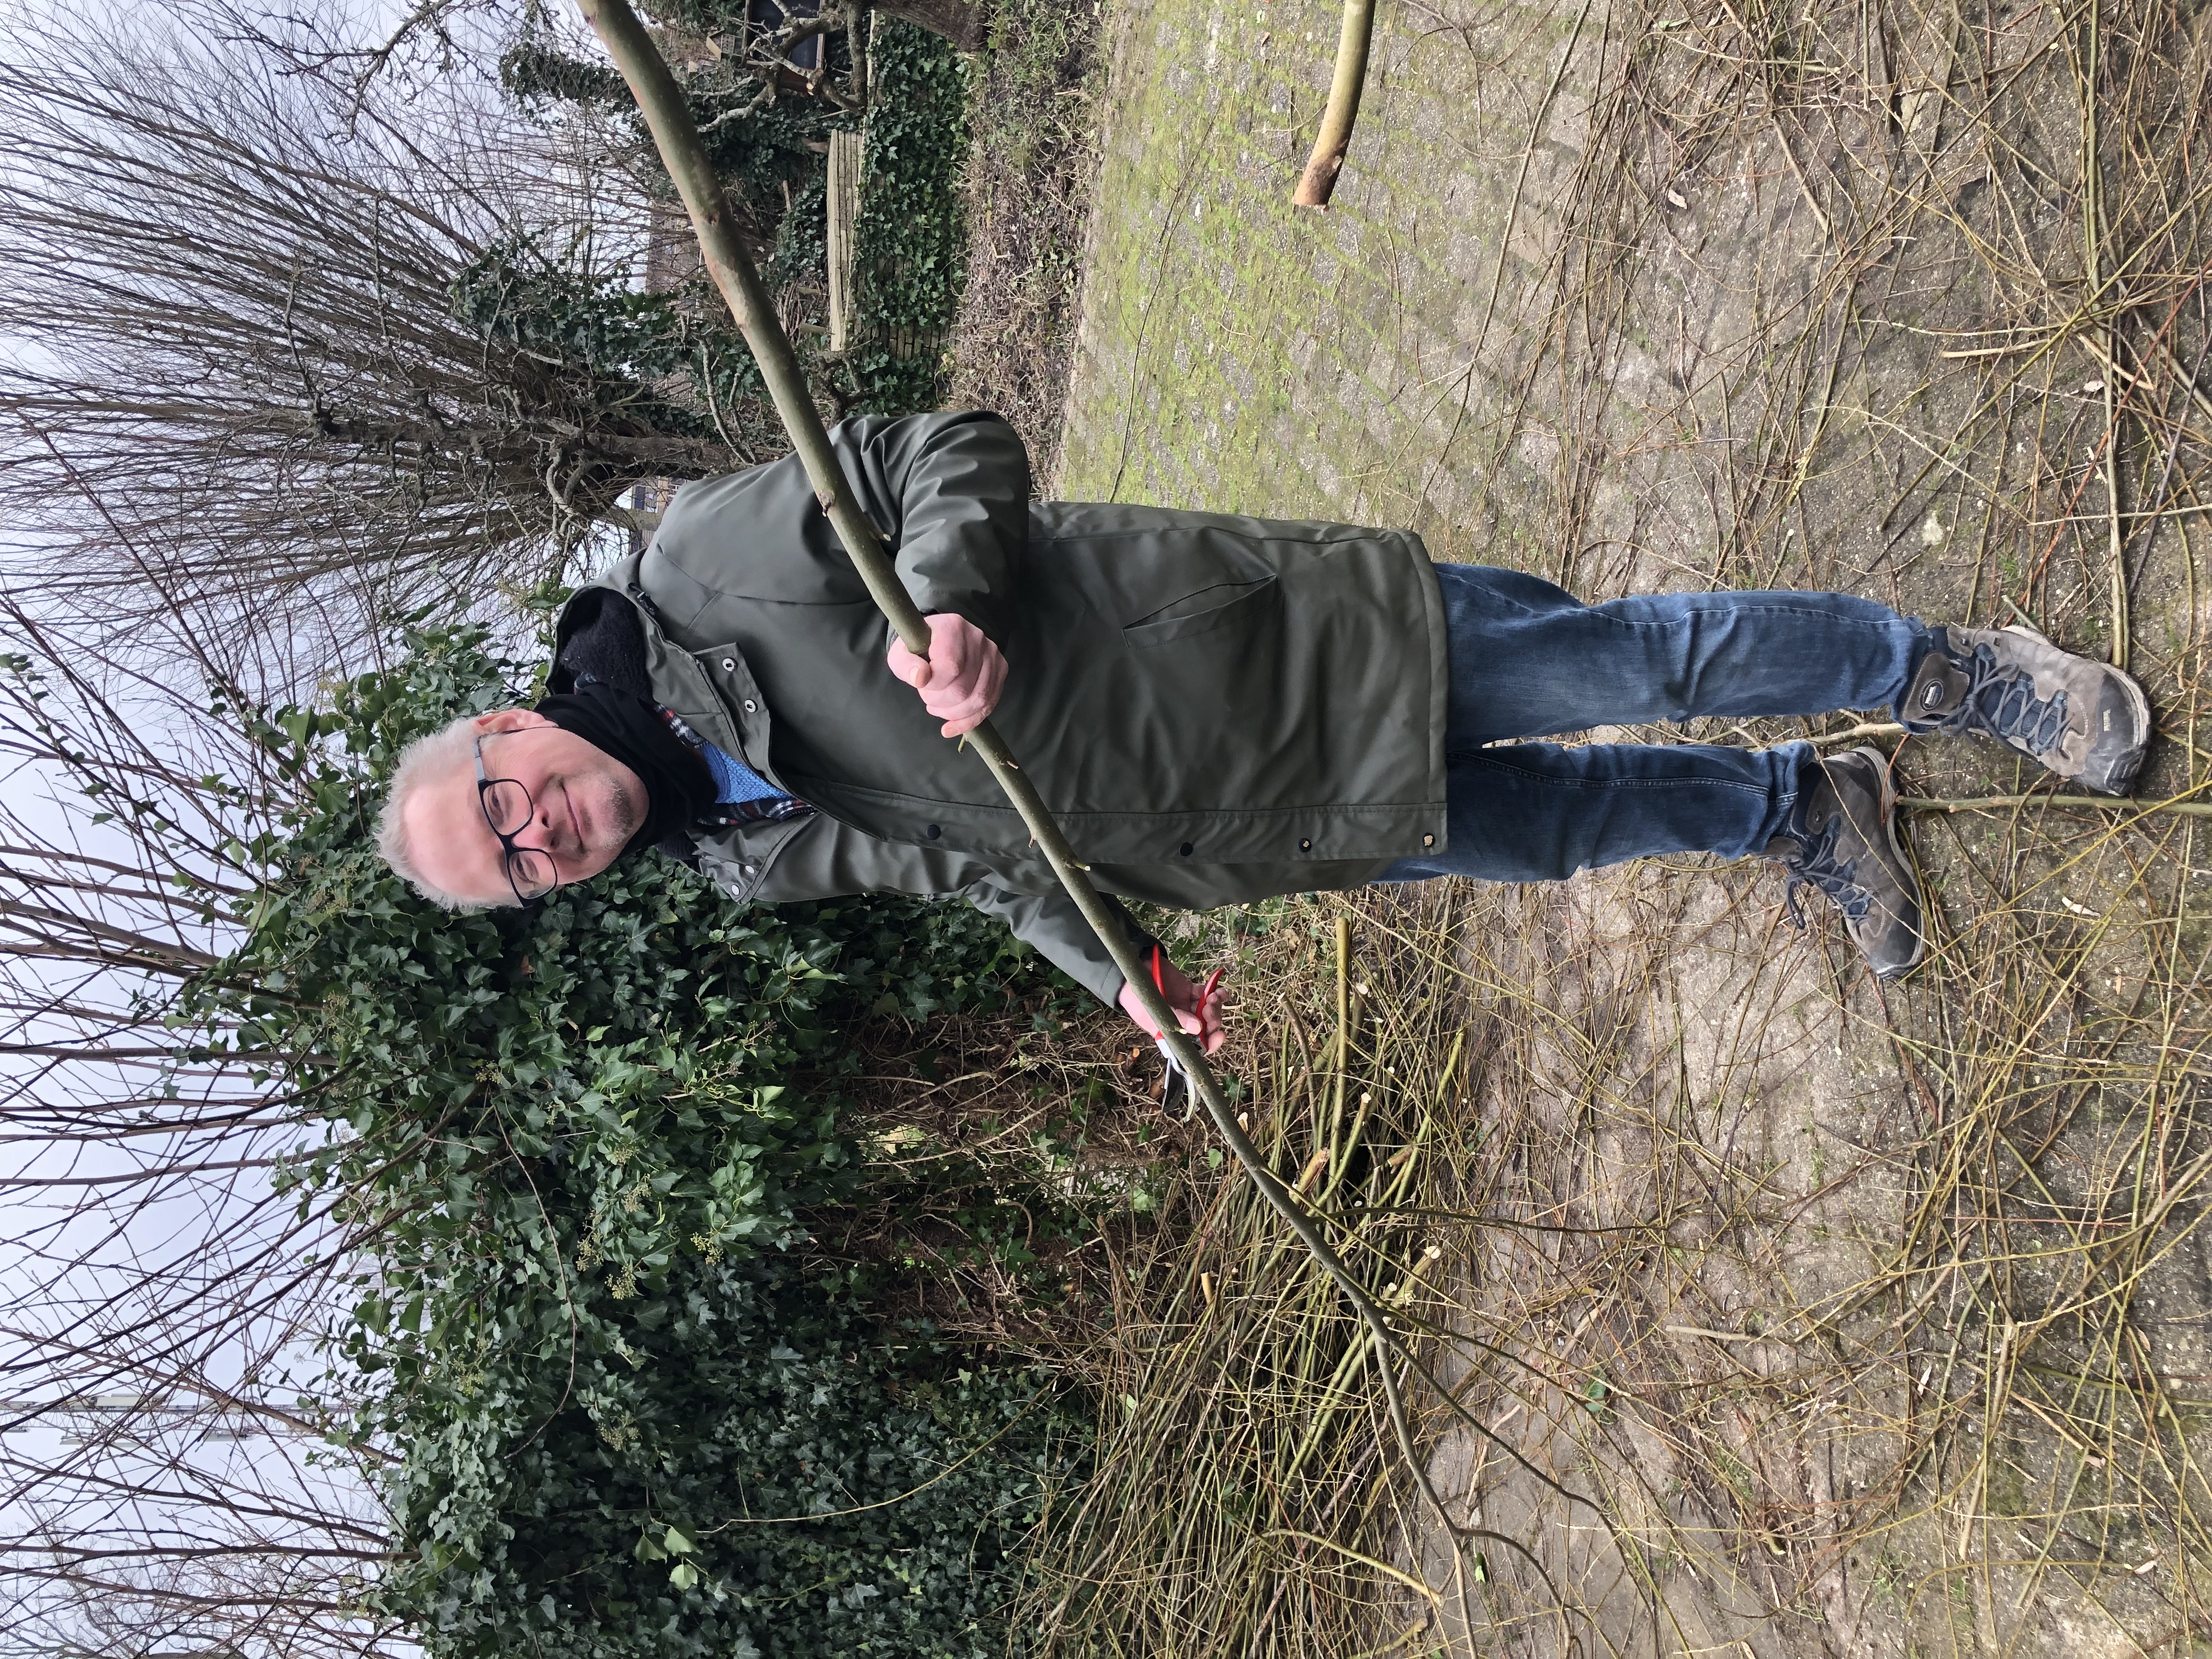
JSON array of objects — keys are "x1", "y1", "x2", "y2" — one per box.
[{"x1": 575, "y1": 0, "x2": 1534, "y2": 1547}]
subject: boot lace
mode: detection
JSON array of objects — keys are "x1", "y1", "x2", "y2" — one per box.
[
  {"x1": 1939, "y1": 646, "x2": 2070, "y2": 756},
  {"x1": 1779, "y1": 819, "x2": 1871, "y2": 929}
]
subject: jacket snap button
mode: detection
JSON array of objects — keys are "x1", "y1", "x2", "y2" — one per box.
[
  {"x1": 742, "y1": 865, "x2": 756, "y2": 876},
  {"x1": 1179, "y1": 842, "x2": 1193, "y2": 857},
  {"x1": 742, "y1": 698, "x2": 758, "y2": 713},
  {"x1": 1423, "y1": 834, "x2": 1435, "y2": 848},
  {"x1": 720, "y1": 657, "x2": 736, "y2": 672},
  {"x1": 1299, "y1": 838, "x2": 1313, "y2": 852},
  {"x1": 926, "y1": 825, "x2": 941, "y2": 839}
]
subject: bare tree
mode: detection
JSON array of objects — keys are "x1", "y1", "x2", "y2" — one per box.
[
  {"x1": 0, "y1": 12, "x2": 746, "y2": 671},
  {"x1": 0, "y1": 597, "x2": 402, "y2": 1659}
]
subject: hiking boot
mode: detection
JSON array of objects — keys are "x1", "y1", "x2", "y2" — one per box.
[
  {"x1": 1767, "y1": 747, "x2": 1925, "y2": 980},
  {"x1": 1899, "y1": 624, "x2": 2151, "y2": 796}
]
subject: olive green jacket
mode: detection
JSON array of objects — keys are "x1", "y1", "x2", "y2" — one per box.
[{"x1": 557, "y1": 411, "x2": 1448, "y2": 1005}]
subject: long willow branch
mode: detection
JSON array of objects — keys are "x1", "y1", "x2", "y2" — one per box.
[{"x1": 577, "y1": 0, "x2": 1485, "y2": 1549}]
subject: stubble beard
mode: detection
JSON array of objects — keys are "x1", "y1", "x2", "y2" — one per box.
[{"x1": 602, "y1": 771, "x2": 642, "y2": 848}]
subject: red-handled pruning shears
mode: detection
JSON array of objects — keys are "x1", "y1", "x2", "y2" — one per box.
[{"x1": 1148, "y1": 944, "x2": 1223, "y2": 1109}]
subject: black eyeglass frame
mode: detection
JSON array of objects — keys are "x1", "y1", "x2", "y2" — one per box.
[{"x1": 474, "y1": 734, "x2": 559, "y2": 909}]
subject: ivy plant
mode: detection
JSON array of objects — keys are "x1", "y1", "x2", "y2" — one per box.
[
  {"x1": 186, "y1": 623, "x2": 1088, "y2": 1658},
  {"x1": 849, "y1": 22, "x2": 972, "y2": 413}
]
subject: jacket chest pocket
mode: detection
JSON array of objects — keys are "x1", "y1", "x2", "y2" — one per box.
[{"x1": 1124, "y1": 576, "x2": 1280, "y2": 650}]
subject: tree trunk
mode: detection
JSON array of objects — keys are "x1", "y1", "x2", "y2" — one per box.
[{"x1": 870, "y1": 0, "x2": 986, "y2": 53}]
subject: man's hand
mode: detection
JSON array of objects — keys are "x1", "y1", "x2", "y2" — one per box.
[
  {"x1": 1118, "y1": 952, "x2": 1227, "y2": 1056},
  {"x1": 886, "y1": 612, "x2": 1007, "y2": 738}
]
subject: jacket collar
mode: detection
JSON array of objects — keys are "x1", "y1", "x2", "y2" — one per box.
[{"x1": 554, "y1": 558, "x2": 788, "y2": 800}]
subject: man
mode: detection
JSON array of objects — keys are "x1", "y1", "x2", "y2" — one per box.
[{"x1": 377, "y1": 412, "x2": 2151, "y2": 1049}]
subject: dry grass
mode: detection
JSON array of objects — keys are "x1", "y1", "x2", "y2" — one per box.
[
  {"x1": 982, "y1": 849, "x2": 2210, "y2": 1654},
  {"x1": 1019, "y1": 899, "x2": 1473, "y2": 1657}
]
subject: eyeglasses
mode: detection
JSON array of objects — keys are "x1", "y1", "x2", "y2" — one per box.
[{"x1": 474, "y1": 735, "x2": 559, "y2": 907}]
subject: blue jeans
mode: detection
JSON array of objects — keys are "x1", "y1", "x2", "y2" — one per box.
[{"x1": 1379, "y1": 565, "x2": 1937, "y2": 884}]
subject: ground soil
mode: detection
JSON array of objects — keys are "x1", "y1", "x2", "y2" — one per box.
[{"x1": 1030, "y1": 0, "x2": 2212, "y2": 1652}]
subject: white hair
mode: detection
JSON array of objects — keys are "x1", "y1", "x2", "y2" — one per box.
[{"x1": 374, "y1": 713, "x2": 516, "y2": 911}]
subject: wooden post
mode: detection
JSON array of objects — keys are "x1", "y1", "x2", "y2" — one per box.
[{"x1": 826, "y1": 129, "x2": 862, "y2": 355}]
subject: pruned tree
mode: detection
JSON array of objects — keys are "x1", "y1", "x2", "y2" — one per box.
[{"x1": 0, "y1": 13, "x2": 764, "y2": 676}]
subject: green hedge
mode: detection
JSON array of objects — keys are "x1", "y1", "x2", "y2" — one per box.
[
  {"x1": 200, "y1": 623, "x2": 1088, "y2": 1658},
  {"x1": 849, "y1": 21, "x2": 972, "y2": 413}
]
